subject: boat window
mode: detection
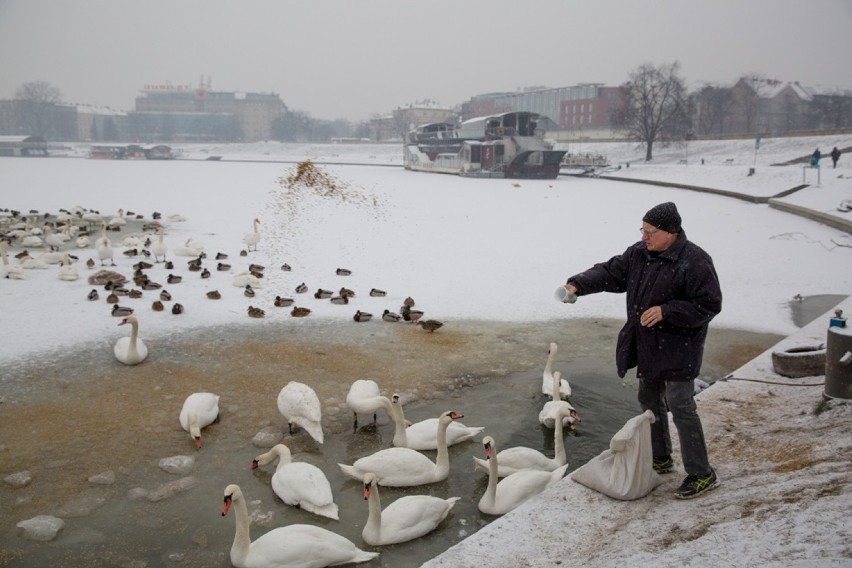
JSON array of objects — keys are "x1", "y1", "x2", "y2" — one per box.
[{"x1": 470, "y1": 145, "x2": 481, "y2": 163}]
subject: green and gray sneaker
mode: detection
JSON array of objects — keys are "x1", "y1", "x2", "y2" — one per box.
[
  {"x1": 652, "y1": 455, "x2": 674, "y2": 474},
  {"x1": 675, "y1": 469, "x2": 720, "y2": 499}
]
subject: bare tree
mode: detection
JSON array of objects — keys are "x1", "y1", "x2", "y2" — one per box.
[
  {"x1": 694, "y1": 84, "x2": 736, "y2": 135},
  {"x1": 810, "y1": 94, "x2": 852, "y2": 129},
  {"x1": 612, "y1": 62, "x2": 688, "y2": 161},
  {"x1": 14, "y1": 81, "x2": 62, "y2": 138}
]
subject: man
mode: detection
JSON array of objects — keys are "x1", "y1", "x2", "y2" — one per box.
[
  {"x1": 560, "y1": 202, "x2": 723, "y2": 499},
  {"x1": 831, "y1": 147, "x2": 841, "y2": 169}
]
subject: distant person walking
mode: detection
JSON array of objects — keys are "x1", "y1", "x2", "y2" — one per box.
[
  {"x1": 811, "y1": 148, "x2": 821, "y2": 167},
  {"x1": 830, "y1": 147, "x2": 841, "y2": 168}
]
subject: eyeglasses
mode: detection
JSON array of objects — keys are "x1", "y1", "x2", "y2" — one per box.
[{"x1": 639, "y1": 227, "x2": 660, "y2": 236}]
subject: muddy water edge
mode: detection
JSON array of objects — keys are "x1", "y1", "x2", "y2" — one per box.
[{"x1": 0, "y1": 318, "x2": 782, "y2": 567}]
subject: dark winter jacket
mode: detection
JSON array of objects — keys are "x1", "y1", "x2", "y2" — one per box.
[{"x1": 567, "y1": 231, "x2": 722, "y2": 381}]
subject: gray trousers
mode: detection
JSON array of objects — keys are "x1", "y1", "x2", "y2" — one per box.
[{"x1": 637, "y1": 378, "x2": 711, "y2": 476}]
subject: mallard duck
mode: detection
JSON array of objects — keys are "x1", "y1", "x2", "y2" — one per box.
[
  {"x1": 152, "y1": 300, "x2": 164, "y2": 311},
  {"x1": 401, "y1": 305, "x2": 424, "y2": 322},
  {"x1": 201, "y1": 268, "x2": 211, "y2": 279},
  {"x1": 217, "y1": 262, "x2": 231, "y2": 271},
  {"x1": 133, "y1": 261, "x2": 153, "y2": 270},
  {"x1": 369, "y1": 288, "x2": 387, "y2": 297},
  {"x1": 250, "y1": 269, "x2": 264, "y2": 279},
  {"x1": 339, "y1": 287, "x2": 355, "y2": 298},
  {"x1": 171, "y1": 302, "x2": 184, "y2": 315},
  {"x1": 382, "y1": 309, "x2": 401, "y2": 322},
  {"x1": 249, "y1": 263, "x2": 265, "y2": 272},
  {"x1": 122, "y1": 248, "x2": 138, "y2": 258},
  {"x1": 111, "y1": 304, "x2": 133, "y2": 317},
  {"x1": 280, "y1": 263, "x2": 291, "y2": 271},
  {"x1": 291, "y1": 306, "x2": 311, "y2": 317},
  {"x1": 215, "y1": 252, "x2": 228, "y2": 260},
  {"x1": 314, "y1": 288, "x2": 332, "y2": 299},
  {"x1": 207, "y1": 290, "x2": 222, "y2": 300},
  {"x1": 112, "y1": 286, "x2": 130, "y2": 296},
  {"x1": 244, "y1": 284, "x2": 255, "y2": 298},
  {"x1": 85, "y1": 258, "x2": 95, "y2": 269},
  {"x1": 418, "y1": 319, "x2": 444, "y2": 333},
  {"x1": 164, "y1": 260, "x2": 174, "y2": 270},
  {"x1": 239, "y1": 249, "x2": 248, "y2": 257},
  {"x1": 141, "y1": 279, "x2": 162, "y2": 290},
  {"x1": 159, "y1": 289, "x2": 172, "y2": 301},
  {"x1": 336, "y1": 267, "x2": 352, "y2": 276},
  {"x1": 403, "y1": 296, "x2": 415, "y2": 308},
  {"x1": 167, "y1": 274, "x2": 182, "y2": 284},
  {"x1": 330, "y1": 295, "x2": 349, "y2": 305},
  {"x1": 274, "y1": 296, "x2": 294, "y2": 307},
  {"x1": 353, "y1": 310, "x2": 372, "y2": 322},
  {"x1": 87, "y1": 289, "x2": 99, "y2": 301},
  {"x1": 295, "y1": 282, "x2": 308, "y2": 293},
  {"x1": 106, "y1": 293, "x2": 119, "y2": 304},
  {"x1": 247, "y1": 306, "x2": 265, "y2": 318},
  {"x1": 128, "y1": 289, "x2": 143, "y2": 299},
  {"x1": 188, "y1": 263, "x2": 202, "y2": 272}
]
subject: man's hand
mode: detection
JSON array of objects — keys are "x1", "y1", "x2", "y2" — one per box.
[{"x1": 640, "y1": 306, "x2": 663, "y2": 327}]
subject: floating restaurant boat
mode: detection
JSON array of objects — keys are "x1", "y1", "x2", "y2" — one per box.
[{"x1": 403, "y1": 111, "x2": 566, "y2": 179}]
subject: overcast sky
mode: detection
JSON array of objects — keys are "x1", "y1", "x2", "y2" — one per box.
[{"x1": 1, "y1": 0, "x2": 850, "y2": 122}]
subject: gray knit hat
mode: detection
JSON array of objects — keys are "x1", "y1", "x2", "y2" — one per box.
[{"x1": 643, "y1": 202, "x2": 681, "y2": 233}]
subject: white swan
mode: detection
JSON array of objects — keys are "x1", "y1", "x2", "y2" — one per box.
[
  {"x1": 243, "y1": 217, "x2": 260, "y2": 251},
  {"x1": 43, "y1": 225, "x2": 65, "y2": 251},
  {"x1": 172, "y1": 237, "x2": 204, "y2": 257},
  {"x1": 114, "y1": 315, "x2": 148, "y2": 365},
  {"x1": 107, "y1": 208, "x2": 127, "y2": 228},
  {"x1": 231, "y1": 271, "x2": 261, "y2": 288},
  {"x1": 277, "y1": 382, "x2": 324, "y2": 444},
  {"x1": 474, "y1": 404, "x2": 572, "y2": 477},
  {"x1": 338, "y1": 410, "x2": 462, "y2": 486},
  {"x1": 150, "y1": 227, "x2": 167, "y2": 262},
  {"x1": 539, "y1": 372, "x2": 581, "y2": 429},
  {"x1": 0, "y1": 242, "x2": 25, "y2": 280},
  {"x1": 361, "y1": 472, "x2": 460, "y2": 546},
  {"x1": 179, "y1": 392, "x2": 220, "y2": 449},
  {"x1": 252, "y1": 444, "x2": 339, "y2": 520},
  {"x1": 75, "y1": 234, "x2": 91, "y2": 248},
  {"x1": 345, "y1": 379, "x2": 389, "y2": 426},
  {"x1": 96, "y1": 225, "x2": 115, "y2": 266},
  {"x1": 388, "y1": 393, "x2": 483, "y2": 450},
  {"x1": 18, "y1": 253, "x2": 48, "y2": 269},
  {"x1": 542, "y1": 342, "x2": 571, "y2": 399},
  {"x1": 221, "y1": 484, "x2": 378, "y2": 568},
  {"x1": 477, "y1": 435, "x2": 570, "y2": 516},
  {"x1": 58, "y1": 253, "x2": 78, "y2": 281}
]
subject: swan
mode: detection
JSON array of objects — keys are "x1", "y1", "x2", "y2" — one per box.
[
  {"x1": 179, "y1": 392, "x2": 220, "y2": 449},
  {"x1": 43, "y1": 225, "x2": 65, "y2": 251},
  {"x1": 0, "y1": 242, "x2": 25, "y2": 279},
  {"x1": 243, "y1": 218, "x2": 260, "y2": 252},
  {"x1": 474, "y1": 404, "x2": 573, "y2": 477},
  {"x1": 477, "y1": 435, "x2": 570, "y2": 516},
  {"x1": 114, "y1": 315, "x2": 148, "y2": 365},
  {"x1": 277, "y1": 382, "x2": 324, "y2": 444},
  {"x1": 107, "y1": 208, "x2": 127, "y2": 228},
  {"x1": 221, "y1": 484, "x2": 378, "y2": 568},
  {"x1": 538, "y1": 372, "x2": 581, "y2": 429},
  {"x1": 232, "y1": 271, "x2": 261, "y2": 288},
  {"x1": 150, "y1": 227, "x2": 167, "y2": 262},
  {"x1": 542, "y1": 342, "x2": 571, "y2": 399},
  {"x1": 345, "y1": 379, "x2": 389, "y2": 427},
  {"x1": 75, "y1": 234, "x2": 91, "y2": 248},
  {"x1": 388, "y1": 394, "x2": 483, "y2": 450},
  {"x1": 172, "y1": 237, "x2": 204, "y2": 257},
  {"x1": 252, "y1": 444, "x2": 339, "y2": 520},
  {"x1": 338, "y1": 410, "x2": 462, "y2": 486},
  {"x1": 18, "y1": 253, "x2": 49, "y2": 269},
  {"x1": 361, "y1": 472, "x2": 460, "y2": 546},
  {"x1": 96, "y1": 225, "x2": 115, "y2": 266},
  {"x1": 58, "y1": 253, "x2": 79, "y2": 281}
]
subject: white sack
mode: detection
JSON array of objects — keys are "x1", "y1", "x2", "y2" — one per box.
[{"x1": 570, "y1": 409, "x2": 664, "y2": 500}]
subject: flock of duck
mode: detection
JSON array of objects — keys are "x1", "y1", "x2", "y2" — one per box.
[{"x1": 1, "y1": 206, "x2": 582, "y2": 567}]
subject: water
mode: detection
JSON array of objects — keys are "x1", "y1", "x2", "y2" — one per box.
[{"x1": 0, "y1": 318, "x2": 783, "y2": 567}]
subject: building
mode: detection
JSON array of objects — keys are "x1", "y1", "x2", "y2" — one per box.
[
  {"x1": 0, "y1": 135, "x2": 48, "y2": 156},
  {"x1": 392, "y1": 102, "x2": 456, "y2": 141},
  {"x1": 559, "y1": 86, "x2": 623, "y2": 140}
]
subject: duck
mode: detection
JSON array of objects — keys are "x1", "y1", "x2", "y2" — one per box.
[
  {"x1": 542, "y1": 342, "x2": 572, "y2": 399},
  {"x1": 114, "y1": 315, "x2": 147, "y2": 365},
  {"x1": 171, "y1": 303, "x2": 184, "y2": 315},
  {"x1": 247, "y1": 305, "x2": 265, "y2": 318},
  {"x1": 274, "y1": 296, "x2": 294, "y2": 307},
  {"x1": 221, "y1": 484, "x2": 377, "y2": 568},
  {"x1": 294, "y1": 282, "x2": 308, "y2": 293},
  {"x1": 401, "y1": 305, "x2": 424, "y2": 322},
  {"x1": 330, "y1": 294, "x2": 349, "y2": 305},
  {"x1": 242, "y1": 218, "x2": 260, "y2": 252},
  {"x1": 133, "y1": 260, "x2": 153, "y2": 270},
  {"x1": 217, "y1": 262, "x2": 231, "y2": 271},
  {"x1": 418, "y1": 319, "x2": 444, "y2": 332},
  {"x1": 338, "y1": 410, "x2": 463, "y2": 486},
  {"x1": 248, "y1": 263, "x2": 265, "y2": 273},
  {"x1": 85, "y1": 257, "x2": 95, "y2": 268},
  {"x1": 106, "y1": 293, "x2": 119, "y2": 304},
  {"x1": 167, "y1": 274, "x2": 182, "y2": 284},
  {"x1": 244, "y1": 284, "x2": 255, "y2": 298},
  {"x1": 382, "y1": 309, "x2": 401, "y2": 322},
  {"x1": 369, "y1": 288, "x2": 387, "y2": 297},
  {"x1": 538, "y1": 372, "x2": 581, "y2": 429},
  {"x1": 335, "y1": 267, "x2": 352, "y2": 276},
  {"x1": 159, "y1": 289, "x2": 172, "y2": 301},
  {"x1": 111, "y1": 304, "x2": 134, "y2": 317},
  {"x1": 207, "y1": 290, "x2": 222, "y2": 300},
  {"x1": 476, "y1": 435, "x2": 570, "y2": 516},
  {"x1": 252, "y1": 444, "x2": 339, "y2": 520},
  {"x1": 403, "y1": 296, "x2": 415, "y2": 308},
  {"x1": 314, "y1": 288, "x2": 333, "y2": 299},
  {"x1": 215, "y1": 252, "x2": 228, "y2": 260},
  {"x1": 353, "y1": 310, "x2": 372, "y2": 322},
  {"x1": 87, "y1": 289, "x2": 99, "y2": 301},
  {"x1": 128, "y1": 289, "x2": 143, "y2": 299},
  {"x1": 277, "y1": 381, "x2": 323, "y2": 444},
  {"x1": 152, "y1": 300, "x2": 164, "y2": 311},
  {"x1": 474, "y1": 405, "x2": 573, "y2": 477},
  {"x1": 387, "y1": 394, "x2": 483, "y2": 450},
  {"x1": 179, "y1": 392, "x2": 220, "y2": 449},
  {"x1": 361, "y1": 472, "x2": 460, "y2": 546},
  {"x1": 345, "y1": 379, "x2": 389, "y2": 427},
  {"x1": 150, "y1": 227, "x2": 167, "y2": 262},
  {"x1": 200, "y1": 268, "x2": 210, "y2": 279},
  {"x1": 122, "y1": 248, "x2": 138, "y2": 258},
  {"x1": 232, "y1": 271, "x2": 260, "y2": 288},
  {"x1": 290, "y1": 306, "x2": 311, "y2": 317},
  {"x1": 280, "y1": 263, "x2": 292, "y2": 271},
  {"x1": 57, "y1": 253, "x2": 79, "y2": 281},
  {"x1": 339, "y1": 287, "x2": 355, "y2": 298}
]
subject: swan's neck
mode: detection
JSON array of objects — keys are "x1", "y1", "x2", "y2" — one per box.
[
  {"x1": 188, "y1": 412, "x2": 201, "y2": 439},
  {"x1": 435, "y1": 418, "x2": 451, "y2": 472},
  {"x1": 385, "y1": 399, "x2": 407, "y2": 446},
  {"x1": 551, "y1": 375, "x2": 561, "y2": 400},
  {"x1": 366, "y1": 484, "x2": 382, "y2": 534},
  {"x1": 484, "y1": 447, "x2": 499, "y2": 506},
  {"x1": 230, "y1": 493, "x2": 251, "y2": 566},
  {"x1": 128, "y1": 320, "x2": 139, "y2": 349},
  {"x1": 554, "y1": 418, "x2": 566, "y2": 463}
]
